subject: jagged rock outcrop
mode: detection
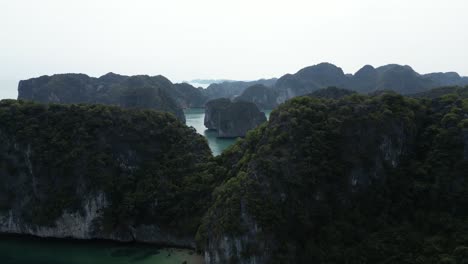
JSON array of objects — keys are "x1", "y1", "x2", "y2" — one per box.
[
  {"x1": 0, "y1": 100, "x2": 212, "y2": 248},
  {"x1": 234, "y1": 84, "x2": 279, "y2": 109},
  {"x1": 17, "y1": 73, "x2": 186, "y2": 122},
  {"x1": 199, "y1": 93, "x2": 468, "y2": 263},
  {"x1": 204, "y1": 99, "x2": 266, "y2": 137}
]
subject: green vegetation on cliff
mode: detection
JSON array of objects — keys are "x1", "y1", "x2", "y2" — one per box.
[
  {"x1": 2, "y1": 86, "x2": 468, "y2": 263},
  {"x1": 199, "y1": 92, "x2": 468, "y2": 263},
  {"x1": 0, "y1": 100, "x2": 214, "y2": 239}
]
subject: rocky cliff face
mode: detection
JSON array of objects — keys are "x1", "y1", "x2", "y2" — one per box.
[
  {"x1": 200, "y1": 93, "x2": 468, "y2": 263},
  {"x1": 204, "y1": 98, "x2": 231, "y2": 130},
  {"x1": 0, "y1": 100, "x2": 212, "y2": 248},
  {"x1": 18, "y1": 73, "x2": 186, "y2": 122},
  {"x1": 204, "y1": 99, "x2": 266, "y2": 138},
  {"x1": 0, "y1": 191, "x2": 193, "y2": 246}
]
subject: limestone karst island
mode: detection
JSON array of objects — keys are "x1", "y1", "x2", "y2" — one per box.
[{"x1": 1, "y1": 1, "x2": 468, "y2": 264}]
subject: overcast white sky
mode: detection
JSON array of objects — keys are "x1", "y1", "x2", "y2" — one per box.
[{"x1": 1, "y1": 0, "x2": 468, "y2": 99}]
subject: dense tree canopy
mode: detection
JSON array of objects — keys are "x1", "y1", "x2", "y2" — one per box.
[
  {"x1": 0, "y1": 100, "x2": 215, "y2": 237},
  {"x1": 1, "y1": 86, "x2": 468, "y2": 263},
  {"x1": 199, "y1": 91, "x2": 468, "y2": 263}
]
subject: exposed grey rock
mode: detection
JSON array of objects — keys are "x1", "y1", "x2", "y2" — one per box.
[
  {"x1": 0, "y1": 192, "x2": 195, "y2": 247},
  {"x1": 204, "y1": 201, "x2": 267, "y2": 264}
]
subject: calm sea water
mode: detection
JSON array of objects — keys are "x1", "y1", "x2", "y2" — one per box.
[
  {"x1": 0, "y1": 235, "x2": 203, "y2": 264},
  {"x1": 184, "y1": 108, "x2": 272, "y2": 156}
]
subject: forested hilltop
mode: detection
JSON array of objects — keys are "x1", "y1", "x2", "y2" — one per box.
[
  {"x1": 199, "y1": 88, "x2": 468, "y2": 263},
  {"x1": 18, "y1": 73, "x2": 187, "y2": 122},
  {"x1": 1, "y1": 86, "x2": 468, "y2": 264},
  {"x1": 0, "y1": 100, "x2": 216, "y2": 247}
]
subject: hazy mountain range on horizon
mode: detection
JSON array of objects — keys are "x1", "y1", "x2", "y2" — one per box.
[
  {"x1": 11, "y1": 62, "x2": 468, "y2": 120},
  {"x1": 10, "y1": 62, "x2": 468, "y2": 94}
]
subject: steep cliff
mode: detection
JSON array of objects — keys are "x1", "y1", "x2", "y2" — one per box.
[
  {"x1": 204, "y1": 99, "x2": 266, "y2": 138},
  {"x1": 17, "y1": 73, "x2": 186, "y2": 122},
  {"x1": 200, "y1": 93, "x2": 468, "y2": 263},
  {"x1": 0, "y1": 100, "x2": 213, "y2": 247},
  {"x1": 204, "y1": 98, "x2": 232, "y2": 130},
  {"x1": 216, "y1": 102, "x2": 267, "y2": 138}
]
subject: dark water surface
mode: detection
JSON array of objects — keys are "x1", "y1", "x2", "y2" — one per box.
[{"x1": 0, "y1": 235, "x2": 203, "y2": 264}]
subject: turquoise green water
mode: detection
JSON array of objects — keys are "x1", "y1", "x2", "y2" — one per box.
[
  {"x1": 0, "y1": 235, "x2": 203, "y2": 264},
  {"x1": 184, "y1": 108, "x2": 272, "y2": 156}
]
